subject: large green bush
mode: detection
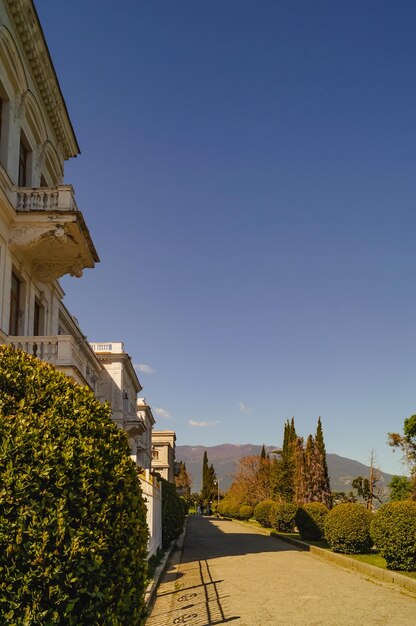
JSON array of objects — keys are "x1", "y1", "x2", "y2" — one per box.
[
  {"x1": 161, "y1": 478, "x2": 185, "y2": 548},
  {"x1": 254, "y1": 500, "x2": 275, "y2": 527},
  {"x1": 296, "y1": 503, "x2": 329, "y2": 541},
  {"x1": 0, "y1": 346, "x2": 148, "y2": 625},
  {"x1": 324, "y1": 503, "x2": 373, "y2": 554},
  {"x1": 270, "y1": 503, "x2": 298, "y2": 532},
  {"x1": 370, "y1": 501, "x2": 416, "y2": 571},
  {"x1": 239, "y1": 505, "x2": 254, "y2": 520}
]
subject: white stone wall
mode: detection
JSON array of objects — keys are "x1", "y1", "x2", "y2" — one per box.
[{"x1": 139, "y1": 469, "x2": 162, "y2": 557}]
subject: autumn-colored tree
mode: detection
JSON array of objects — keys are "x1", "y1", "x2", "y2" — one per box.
[
  {"x1": 229, "y1": 455, "x2": 274, "y2": 507},
  {"x1": 293, "y1": 437, "x2": 307, "y2": 504}
]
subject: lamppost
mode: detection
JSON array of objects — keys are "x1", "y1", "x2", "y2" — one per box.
[{"x1": 214, "y1": 480, "x2": 220, "y2": 506}]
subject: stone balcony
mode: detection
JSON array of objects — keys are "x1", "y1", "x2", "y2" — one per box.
[
  {"x1": 8, "y1": 185, "x2": 99, "y2": 282},
  {"x1": 8, "y1": 334, "x2": 101, "y2": 390},
  {"x1": 124, "y1": 413, "x2": 147, "y2": 438}
]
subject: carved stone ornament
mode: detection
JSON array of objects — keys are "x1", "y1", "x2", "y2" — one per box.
[
  {"x1": 32, "y1": 261, "x2": 84, "y2": 282},
  {"x1": 36, "y1": 142, "x2": 48, "y2": 170},
  {"x1": 9, "y1": 224, "x2": 68, "y2": 248},
  {"x1": 13, "y1": 91, "x2": 28, "y2": 125}
]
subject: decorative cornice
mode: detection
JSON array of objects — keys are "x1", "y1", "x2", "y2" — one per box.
[{"x1": 4, "y1": 0, "x2": 80, "y2": 159}]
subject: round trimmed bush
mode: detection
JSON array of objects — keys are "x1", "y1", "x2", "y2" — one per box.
[
  {"x1": 227, "y1": 502, "x2": 241, "y2": 518},
  {"x1": 254, "y1": 500, "x2": 275, "y2": 527},
  {"x1": 324, "y1": 503, "x2": 373, "y2": 554},
  {"x1": 296, "y1": 503, "x2": 329, "y2": 541},
  {"x1": 0, "y1": 346, "x2": 149, "y2": 625},
  {"x1": 370, "y1": 501, "x2": 416, "y2": 571},
  {"x1": 239, "y1": 505, "x2": 254, "y2": 521},
  {"x1": 270, "y1": 503, "x2": 298, "y2": 532}
]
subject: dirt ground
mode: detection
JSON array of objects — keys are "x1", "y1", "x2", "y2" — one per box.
[{"x1": 146, "y1": 516, "x2": 416, "y2": 625}]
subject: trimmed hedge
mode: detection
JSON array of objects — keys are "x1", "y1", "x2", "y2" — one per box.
[
  {"x1": 227, "y1": 502, "x2": 242, "y2": 519},
  {"x1": 270, "y1": 503, "x2": 298, "y2": 532},
  {"x1": 296, "y1": 503, "x2": 329, "y2": 541},
  {"x1": 371, "y1": 501, "x2": 416, "y2": 571},
  {"x1": 161, "y1": 478, "x2": 185, "y2": 548},
  {"x1": 324, "y1": 503, "x2": 373, "y2": 554},
  {"x1": 0, "y1": 345, "x2": 148, "y2": 625},
  {"x1": 254, "y1": 500, "x2": 275, "y2": 527},
  {"x1": 239, "y1": 505, "x2": 254, "y2": 520}
]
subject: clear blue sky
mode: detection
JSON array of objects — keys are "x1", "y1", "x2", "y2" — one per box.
[{"x1": 35, "y1": 0, "x2": 416, "y2": 475}]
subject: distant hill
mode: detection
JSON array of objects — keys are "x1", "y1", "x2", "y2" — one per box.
[{"x1": 176, "y1": 444, "x2": 398, "y2": 494}]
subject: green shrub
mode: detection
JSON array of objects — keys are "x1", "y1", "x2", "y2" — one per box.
[
  {"x1": 254, "y1": 500, "x2": 275, "y2": 527},
  {"x1": 296, "y1": 503, "x2": 329, "y2": 540},
  {"x1": 239, "y1": 505, "x2": 254, "y2": 520},
  {"x1": 227, "y1": 502, "x2": 242, "y2": 518},
  {"x1": 161, "y1": 478, "x2": 185, "y2": 548},
  {"x1": 370, "y1": 501, "x2": 416, "y2": 571},
  {"x1": 270, "y1": 503, "x2": 298, "y2": 532},
  {"x1": 0, "y1": 346, "x2": 148, "y2": 625},
  {"x1": 324, "y1": 503, "x2": 373, "y2": 554},
  {"x1": 216, "y1": 500, "x2": 227, "y2": 516}
]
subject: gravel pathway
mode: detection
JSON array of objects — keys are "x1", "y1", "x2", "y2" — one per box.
[{"x1": 146, "y1": 516, "x2": 416, "y2": 625}]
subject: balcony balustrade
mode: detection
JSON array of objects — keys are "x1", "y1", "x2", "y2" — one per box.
[
  {"x1": 124, "y1": 413, "x2": 147, "y2": 437},
  {"x1": 9, "y1": 334, "x2": 101, "y2": 390},
  {"x1": 8, "y1": 185, "x2": 99, "y2": 282}
]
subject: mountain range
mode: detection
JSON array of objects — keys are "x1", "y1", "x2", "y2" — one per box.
[{"x1": 176, "y1": 444, "x2": 399, "y2": 494}]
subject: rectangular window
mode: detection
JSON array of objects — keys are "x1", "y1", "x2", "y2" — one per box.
[
  {"x1": 33, "y1": 299, "x2": 42, "y2": 336},
  {"x1": 9, "y1": 272, "x2": 20, "y2": 335},
  {"x1": 18, "y1": 138, "x2": 28, "y2": 187}
]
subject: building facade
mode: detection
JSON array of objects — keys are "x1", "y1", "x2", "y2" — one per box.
[
  {"x1": 152, "y1": 430, "x2": 177, "y2": 483},
  {"x1": 0, "y1": 0, "x2": 100, "y2": 389}
]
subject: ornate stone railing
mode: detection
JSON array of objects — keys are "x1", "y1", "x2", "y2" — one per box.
[
  {"x1": 9, "y1": 335, "x2": 100, "y2": 389},
  {"x1": 90, "y1": 342, "x2": 125, "y2": 354},
  {"x1": 15, "y1": 185, "x2": 78, "y2": 212}
]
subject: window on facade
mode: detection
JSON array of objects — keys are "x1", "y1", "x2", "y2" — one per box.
[
  {"x1": 33, "y1": 298, "x2": 44, "y2": 336},
  {"x1": 18, "y1": 137, "x2": 28, "y2": 186},
  {"x1": 9, "y1": 272, "x2": 21, "y2": 335},
  {"x1": 152, "y1": 449, "x2": 159, "y2": 460},
  {"x1": 40, "y1": 174, "x2": 47, "y2": 187}
]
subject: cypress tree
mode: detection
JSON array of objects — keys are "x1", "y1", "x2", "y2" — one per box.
[
  {"x1": 293, "y1": 437, "x2": 307, "y2": 504},
  {"x1": 201, "y1": 452, "x2": 217, "y2": 504},
  {"x1": 315, "y1": 417, "x2": 331, "y2": 507},
  {"x1": 260, "y1": 445, "x2": 266, "y2": 460},
  {"x1": 274, "y1": 419, "x2": 297, "y2": 502}
]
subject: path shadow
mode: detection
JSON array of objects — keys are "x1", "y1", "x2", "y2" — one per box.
[{"x1": 180, "y1": 516, "x2": 301, "y2": 563}]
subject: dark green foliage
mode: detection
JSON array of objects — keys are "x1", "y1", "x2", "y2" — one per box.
[
  {"x1": 370, "y1": 501, "x2": 416, "y2": 571},
  {"x1": 253, "y1": 499, "x2": 275, "y2": 527},
  {"x1": 201, "y1": 452, "x2": 217, "y2": 504},
  {"x1": 295, "y1": 503, "x2": 329, "y2": 540},
  {"x1": 389, "y1": 476, "x2": 412, "y2": 502},
  {"x1": 273, "y1": 419, "x2": 297, "y2": 502},
  {"x1": 161, "y1": 478, "x2": 185, "y2": 548},
  {"x1": 269, "y1": 502, "x2": 298, "y2": 532},
  {"x1": 0, "y1": 346, "x2": 148, "y2": 625},
  {"x1": 239, "y1": 505, "x2": 254, "y2": 520},
  {"x1": 315, "y1": 418, "x2": 331, "y2": 499},
  {"x1": 324, "y1": 503, "x2": 373, "y2": 554}
]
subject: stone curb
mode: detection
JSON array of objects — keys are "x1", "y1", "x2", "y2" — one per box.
[
  {"x1": 144, "y1": 519, "x2": 188, "y2": 611},
  {"x1": 223, "y1": 517, "x2": 416, "y2": 595}
]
